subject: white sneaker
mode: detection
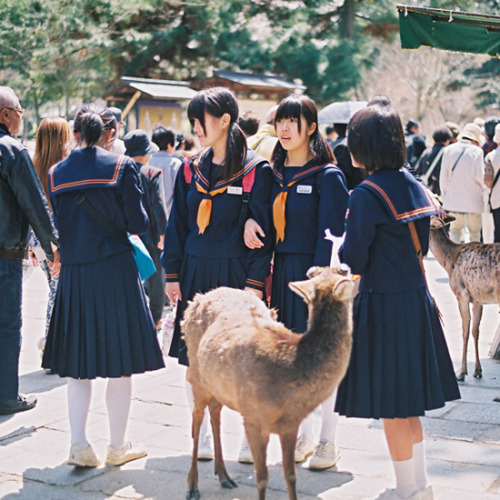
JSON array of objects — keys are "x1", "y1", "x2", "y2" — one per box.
[
  {"x1": 371, "y1": 488, "x2": 422, "y2": 500},
  {"x1": 309, "y1": 440, "x2": 340, "y2": 469},
  {"x1": 106, "y1": 442, "x2": 147, "y2": 466},
  {"x1": 294, "y1": 434, "x2": 315, "y2": 463},
  {"x1": 67, "y1": 443, "x2": 100, "y2": 467},
  {"x1": 197, "y1": 434, "x2": 214, "y2": 461},
  {"x1": 418, "y1": 485, "x2": 434, "y2": 500},
  {"x1": 237, "y1": 440, "x2": 253, "y2": 464}
]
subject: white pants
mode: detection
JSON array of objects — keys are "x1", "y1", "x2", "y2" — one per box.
[{"x1": 448, "y1": 212, "x2": 482, "y2": 243}]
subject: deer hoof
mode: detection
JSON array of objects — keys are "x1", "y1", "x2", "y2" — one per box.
[
  {"x1": 186, "y1": 489, "x2": 200, "y2": 500},
  {"x1": 473, "y1": 368, "x2": 483, "y2": 378},
  {"x1": 221, "y1": 479, "x2": 238, "y2": 489},
  {"x1": 456, "y1": 372, "x2": 466, "y2": 382}
]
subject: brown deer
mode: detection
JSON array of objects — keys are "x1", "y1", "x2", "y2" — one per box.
[
  {"x1": 181, "y1": 265, "x2": 353, "y2": 500},
  {"x1": 429, "y1": 215, "x2": 500, "y2": 381}
]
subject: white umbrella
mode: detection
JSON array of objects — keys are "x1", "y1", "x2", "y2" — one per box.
[{"x1": 318, "y1": 100, "x2": 367, "y2": 125}]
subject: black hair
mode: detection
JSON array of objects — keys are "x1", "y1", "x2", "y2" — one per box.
[
  {"x1": 333, "y1": 123, "x2": 347, "y2": 137},
  {"x1": 405, "y1": 119, "x2": 420, "y2": 132},
  {"x1": 238, "y1": 109, "x2": 260, "y2": 137},
  {"x1": 152, "y1": 124, "x2": 176, "y2": 150},
  {"x1": 187, "y1": 87, "x2": 246, "y2": 179},
  {"x1": 484, "y1": 116, "x2": 500, "y2": 140},
  {"x1": 73, "y1": 104, "x2": 116, "y2": 148},
  {"x1": 184, "y1": 133, "x2": 195, "y2": 151},
  {"x1": 325, "y1": 125, "x2": 334, "y2": 136},
  {"x1": 432, "y1": 126, "x2": 452, "y2": 144},
  {"x1": 271, "y1": 94, "x2": 334, "y2": 168},
  {"x1": 348, "y1": 106, "x2": 406, "y2": 174},
  {"x1": 367, "y1": 94, "x2": 392, "y2": 108}
]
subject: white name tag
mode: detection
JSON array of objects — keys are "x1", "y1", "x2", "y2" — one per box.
[
  {"x1": 227, "y1": 186, "x2": 243, "y2": 195},
  {"x1": 297, "y1": 185, "x2": 312, "y2": 194}
]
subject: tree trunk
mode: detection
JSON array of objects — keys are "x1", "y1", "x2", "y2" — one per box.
[{"x1": 341, "y1": 0, "x2": 355, "y2": 40}]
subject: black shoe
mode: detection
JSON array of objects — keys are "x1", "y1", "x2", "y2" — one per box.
[
  {"x1": 494, "y1": 396, "x2": 500, "y2": 403},
  {"x1": 0, "y1": 394, "x2": 37, "y2": 415}
]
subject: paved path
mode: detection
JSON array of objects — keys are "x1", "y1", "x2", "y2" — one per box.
[{"x1": 1, "y1": 255, "x2": 499, "y2": 499}]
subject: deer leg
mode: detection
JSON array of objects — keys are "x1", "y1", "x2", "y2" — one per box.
[
  {"x1": 457, "y1": 298, "x2": 471, "y2": 382},
  {"x1": 187, "y1": 403, "x2": 205, "y2": 500},
  {"x1": 207, "y1": 398, "x2": 237, "y2": 489},
  {"x1": 471, "y1": 303, "x2": 483, "y2": 378},
  {"x1": 279, "y1": 428, "x2": 299, "y2": 500},
  {"x1": 244, "y1": 422, "x2": 270, "y2": 500}
]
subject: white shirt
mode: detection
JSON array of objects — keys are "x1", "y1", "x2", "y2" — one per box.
[
  {"x1": 440, "y1": 140, "x2": 486, "y2": 213},
  {"x1": 148, "y1": 151, "x2": 182, "y2": 217}
]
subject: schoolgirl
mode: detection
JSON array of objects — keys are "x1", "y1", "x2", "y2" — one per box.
[
  {"x1": 30, "y1": 117, "x2": 71, "y2": 350},
  {"x1": 335, "y1": 105, "x2": 460, "y2": 500},
  {"x1": 245, "y1": 94, "x2": 349, "y2": 468},
  {"x1": 42, "y1": 104, "x2": 164, "y2": 467},
  {"x1": 162, "y1": 87, "x2": 273, "y2": 457}
]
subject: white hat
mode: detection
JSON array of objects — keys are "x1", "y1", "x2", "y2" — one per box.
[{"x1": 459, "y1": 123, "x2": 482, "y2": 145}]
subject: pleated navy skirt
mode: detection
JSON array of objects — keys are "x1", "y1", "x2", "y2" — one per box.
[
  {"x1": 42, "y1": 251, "x2": 165, "y2": 379},
  {"x1": 168, "y1": 253, "x2": 248, "y2": 366},
  {"x1": 270, "y1": 252, "x2": 313, "y2": 333},
  {"x1": 335, "y1": 287, "x2": 460, "y2": 419}
]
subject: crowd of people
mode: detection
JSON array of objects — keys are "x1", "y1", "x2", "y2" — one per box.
[{"x1": 3, "y1": 82, "x2": 484, "y2": 500}]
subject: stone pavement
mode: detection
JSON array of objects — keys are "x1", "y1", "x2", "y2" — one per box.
[{"x1": 1, "y1": 255, "x2": 499, "y2": 500}]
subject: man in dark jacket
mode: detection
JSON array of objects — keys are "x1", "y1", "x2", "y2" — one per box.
[
  {"x1": 405, "y1": 119, "x2": 427, "y2": 169},
  {"x1": 0, "y1": 86, "x2": 59, "y2": 414},
  {"x1": 416, "y1": 126, "x2": 452, "y2": 195},
  {"x1": 124, "y1": 130, "x2": 167, "y2": 330}
]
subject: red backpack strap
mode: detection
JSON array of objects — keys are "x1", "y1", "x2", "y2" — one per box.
[
  {"x1": 183, "y1": 158, "x2": 192, "y2": 184},
  {"x1": 242, "y1": 163, "x2": 256, "y2": 193}
]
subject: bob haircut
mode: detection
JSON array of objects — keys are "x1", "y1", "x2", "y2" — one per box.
[
  {"x1": 271, "y1": 94, "x2": 334, "y2": 167},
  {"x1": 187, "y1": 87, "x2": 246, "y2": 179},
  {"x1": 348, "y1": 106, "x2": 406, "y2": 174}
]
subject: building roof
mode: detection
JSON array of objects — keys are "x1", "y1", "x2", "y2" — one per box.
[
  {"x1": 211, "y1": 70, "x2": 305, "y2": 91},
  {"x1": 106, "y1": 76, "x2": 197, "y2": 101}
]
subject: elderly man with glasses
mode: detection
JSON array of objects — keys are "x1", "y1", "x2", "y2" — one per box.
[{"x1": 0, "y1": 86, "x2": 59, "y2": 415}]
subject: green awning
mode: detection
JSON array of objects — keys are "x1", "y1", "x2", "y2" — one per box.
[{"x1": 397, "y1": 5, "x2": 500, "y2": 56}]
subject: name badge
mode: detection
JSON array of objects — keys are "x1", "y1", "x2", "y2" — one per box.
[
  {"x1": 227, "y1": 186, "x2": 243, "y2": 195},
  {"x1": 297, "y1": 185, "x2": 312, "y2": 194}
]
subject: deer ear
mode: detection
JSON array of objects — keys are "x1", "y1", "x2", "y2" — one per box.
[
  {"x1": 332, "y1": 279, "x2": 354, "y2": 300},
  {"x1": 289, "y1": 278, "x2": 315, "y2": 304}
]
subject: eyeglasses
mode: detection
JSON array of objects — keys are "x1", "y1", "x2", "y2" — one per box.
[{"x1": 1, "y1": 107, "x2": 25, "y2": 117}]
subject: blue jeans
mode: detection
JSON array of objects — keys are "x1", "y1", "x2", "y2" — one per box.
[{"x1": 0, "y1": 259, "x2": 22, "y2": 402}]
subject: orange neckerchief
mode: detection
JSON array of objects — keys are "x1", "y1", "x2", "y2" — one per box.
[
  {"x1": 195, "y1": 182, "x2": 229, "y2": 234},
  {"x1": 272, "y1": 161, "x2": 328, "y2": 243},
  {"x1": 191, "y1": 151, "x2": 261, "y2": 234}
]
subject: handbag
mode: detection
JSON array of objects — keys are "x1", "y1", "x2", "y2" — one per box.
[
  {"x1": 73, "y1": 192, "x2": 156, "y2": 280},
  {"x1": 128, "y1": 234, "x2": 157, "y2": 280}
]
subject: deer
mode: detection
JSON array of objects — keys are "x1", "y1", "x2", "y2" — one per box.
[{"x1": 429, "y1": 215, "x2": 500, "y2": 381}]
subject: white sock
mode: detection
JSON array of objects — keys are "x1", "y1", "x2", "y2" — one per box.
[
  {"x1": 319, "y1": 391, "x2": 339, "y2": 444},
  {"x1": 393, "y1": 458, "x2": 418, "y2": 499},
  {"x1": 413, "y1": 440, "x2": 429, "y2": 490},
  {"x1": 185, "y1": 380, "x2": 210, "y2": 440},
  {"x1": 298, "y1": 410, "x2": 314, "y2": 441},
  {"x1": 67, "y1": 378, "x2": 92, "y2": 448},
  {"x1": 106, "y1": 377, "x2": 132, "y2": 449}
]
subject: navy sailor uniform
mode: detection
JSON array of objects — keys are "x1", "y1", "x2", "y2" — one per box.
[
  {"x1": 162, "y1": 148, "x2": 273, "y2": 366},
  {"x1": 42, "y1": 147, "x2": 165, "y2": 378},
  {"x1": 335, "y1": 167, "x2": 460, "y2": 419},
  {"x1": 271, "y1": 160, "x2": 349, "y2": 333}
]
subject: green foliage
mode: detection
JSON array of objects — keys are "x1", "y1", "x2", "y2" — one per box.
[{"x1": 1, "y1": 0, "x2": 499, "y2": 115}]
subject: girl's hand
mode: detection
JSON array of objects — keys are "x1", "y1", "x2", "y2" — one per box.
[
  {"x1": 165, "y1": 281, "x2": 182, "y2": 303},
  {"x1": 244, "y1": 286, "x2": 263, "y2": 300},
  {"x1": 244, "y1": 218, "x2": 265, "y2": 249},
  {"x1": 29, "y1": 250, "x2": 39, "y2": 267}
]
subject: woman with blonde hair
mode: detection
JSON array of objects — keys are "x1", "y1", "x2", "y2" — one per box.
[{"x1": 30, "y1": 117, "x2": 71, "y2": 351}]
